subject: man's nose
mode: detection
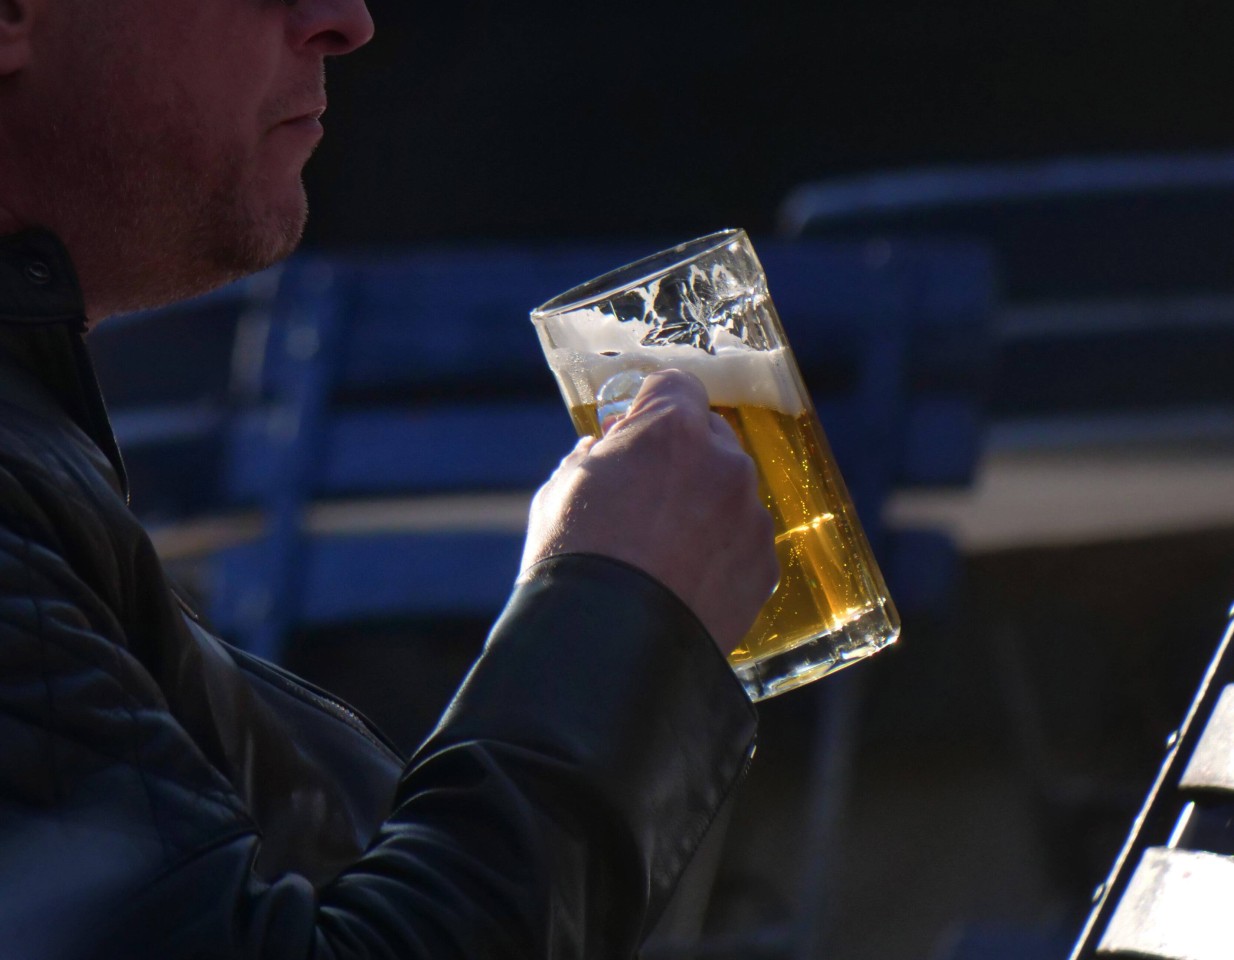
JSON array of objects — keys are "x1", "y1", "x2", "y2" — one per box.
[{"x1": 289, "y1": 0, "x2": 375, "y2": 57}]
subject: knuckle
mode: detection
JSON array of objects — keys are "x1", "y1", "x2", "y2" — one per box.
[
  {"x1": 716, "y1": 446, "x2": 759, "y2": 493},
  {"x1": 734, "y1": 448, "x2": 760, "y2": 487},
  {"x1": 640, "y1": 402, "x2": 702, "y2": 447},
  {"x1": 649, "y1": 367, "x2": 703, "y2": 393},
  {"x1": 711, "y1": 416, "x2": 741, "y2": 447},
  {"x1": 663, "y1": 397, "x2": 705, "y2": 428},
  {"x1": 641, "y1": 369, "x2": 710, "y2": 413},
  {"x1": 531, "y1": 471, "x2": 557, "y2": 503},
  {"x1": 552, "y1": 445, "x2": 583, "y2": 472}
]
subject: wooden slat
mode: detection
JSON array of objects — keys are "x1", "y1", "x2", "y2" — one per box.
[
  {"x1": 1099, "y1": 847, "x2": 1234, "y2": 958},
  {"x1": 1180, "y1": 686, "x2": 1234, "y2": 793}
]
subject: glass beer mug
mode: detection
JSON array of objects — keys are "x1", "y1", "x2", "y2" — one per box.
[{"x1": 531, "y1": 229, "x2": 899, "y2": 700}]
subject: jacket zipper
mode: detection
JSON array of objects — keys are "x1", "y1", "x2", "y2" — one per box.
[
  {"x1": 236, "y1": 649, "x2": 406, "y2": 764},
  {"x1": 264, "y1": 664, "x2": 400, "y2": 757},
  {"x1": 174, "y1": 590, "x2": 405, "y2": 763}
]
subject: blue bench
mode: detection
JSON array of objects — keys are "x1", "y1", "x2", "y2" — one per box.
[
  {"x1": 87, "y1": 270, "x2": 282, "y2": 523},
  {"x1": 197, "y1": 240, "x2": 995, "y2": 662},
  {"x1": 93, "y1": 239, "x2": 996, "y2": 960},
  {"x1": 780, "y1": 153, "x2": 1234, "y2": 449},
  {"x1": 779, "y1": 153, "x2": 1234, "y2": 302}
]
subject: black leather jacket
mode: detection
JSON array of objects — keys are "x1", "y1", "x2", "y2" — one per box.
[{"x1": 0, "y1": 231, "x2": 757, "y2": 960}]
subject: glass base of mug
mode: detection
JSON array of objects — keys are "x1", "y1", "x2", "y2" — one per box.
[{"x1": 733, "y1": 604, "x2": 900, "y2": 702}]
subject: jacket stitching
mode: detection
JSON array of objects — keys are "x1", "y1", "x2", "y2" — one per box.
[
  {"x1": 18, "y1": 537, "x2": 227, "y2": 853},
  {"x1": 0, "y1": 542, "x2": 135, "y2": 686},
  {"x1": 104, "y1": 611, "x2": 175, "y2": 865},
  {"x1": 1, "y1": 411, "x2": 159, "y2": 641},
  {"x1": 26, "y1": 534, "x2": 63, "y2": 803},
  {"x1": 1, "y1": 545, "x2": 248, "y2": 819},
  {"x1": 3, "y1": 538, "x2": 246, "y2": 827},
  {"x1": 0, "y1": 698, "x2": 245, "y2": 812}
]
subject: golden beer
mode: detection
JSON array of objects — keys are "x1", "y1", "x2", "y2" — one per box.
[
  {"x1": 532, "y1": 229, "x2": 899, "y2": 700},
  {"x1": 566, "y1": 398, "x2": 897, "y2": 694}
]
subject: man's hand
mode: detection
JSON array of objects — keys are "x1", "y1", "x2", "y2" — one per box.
[{"x1": 522, "y1": 369, "x2": 779, "y2": 655}]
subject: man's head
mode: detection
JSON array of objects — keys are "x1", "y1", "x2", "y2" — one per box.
[{"x1": 0, "y1": 0, "x2": 373, "y2": 322}]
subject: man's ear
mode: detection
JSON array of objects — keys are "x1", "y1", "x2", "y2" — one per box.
[{"x1": 0, "y1": 0, "x2": 36, "y2": 77}]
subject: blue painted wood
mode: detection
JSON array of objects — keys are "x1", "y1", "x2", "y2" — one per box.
[
  {"x1": 261, "y1": 246, "x2": 657, "y2": 396},
  {"x1": 87, "y1": 268, "x2": 282, "y2": 522},
  {"x1": 226, "y1": 403, "x2": 575, "y2": 501},
  {"x1": 229, "y1": 258, "x2": 350, "y2": 660},
  {"x1": 780, "y1": 155, "x2": 1234, "y2": 452},
  {"x1": 210, "y1": 532, "x2": 525, "y2": 632},
  {"x1": 938, "y1": 923, "x2": 1075, "y2": 960},
  {"x1": 207, "y1": 239, "x2": 995, "y2": 658},
  {"x1": 780, "y1": 153, "x2": 1234, "y2": 301}
]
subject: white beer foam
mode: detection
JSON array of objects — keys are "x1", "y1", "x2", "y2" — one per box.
[{"x1": 540, "y1": 307, "x2": 805, "y2": 415}]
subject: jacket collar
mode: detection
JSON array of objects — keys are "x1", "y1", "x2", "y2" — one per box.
[
  {"x1": 0, "y1": 229, "x2": 88, "y2": 324},
  {"x1": 0, "y1": 229, "x2": 128, "y2": 500}
]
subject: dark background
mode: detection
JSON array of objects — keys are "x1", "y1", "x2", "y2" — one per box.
[
  {"x1": 80, "y1": 3, "x2": 1234, "y2": 956},
  {"x1": 304, "y1": 0, "x2": 1234, "y2": 247},
  {"x1": 286, "y1": 4, "x2": 1234, "y2": 956}
]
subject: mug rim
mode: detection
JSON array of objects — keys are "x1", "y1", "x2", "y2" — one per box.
[{"x1": 530, "y1": 228, "x2": 745, "y2": 321}]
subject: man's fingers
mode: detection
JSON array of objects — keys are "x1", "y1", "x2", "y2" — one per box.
[
  {"x1": 555, "y1": 434, "x2": 597, "y2": 464},
  {"x1": 708, "y1": 411, "x2": 744, "y2": 452},
  {"x1": 594, "y1": 368, "x2": 712, "y2": 446},
  {"x1": 601, "y1": 368, "x2": 750, "y2": 460},
  {"x1": 527, "y1": 362, "x2": 778, "y2": 650},
  {"x1": 626, "y1": 368, "x2": 710, "y2": 419}
]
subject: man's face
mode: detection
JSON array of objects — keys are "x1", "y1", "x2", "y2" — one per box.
[{"x1": 16, "y1": 0, "x2": 373, "y2": 316}]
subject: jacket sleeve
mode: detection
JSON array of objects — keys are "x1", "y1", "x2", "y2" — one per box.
[{"x1": 0, "y1": 461, "x2": 757, "y2": 960}]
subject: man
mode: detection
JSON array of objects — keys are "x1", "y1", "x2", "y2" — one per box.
[{"x1": 0, "y1": 0, "x2": 778, "y2": 957}]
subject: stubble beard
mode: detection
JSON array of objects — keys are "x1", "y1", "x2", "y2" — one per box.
[
  {"x1": 17, "y1": 1, "x2": 319, "y2": 322},
  {"x1": 90, "y1": 145, "x2": 309, "y2": 317},
  {"x1": 35, "y1": 107, "x2": 310, "y2": 321},
  {"x1": 160, "y1": 169, "x2": 308, "y2": 309}
]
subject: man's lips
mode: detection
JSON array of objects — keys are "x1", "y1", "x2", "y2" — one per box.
[{"x1": 274, "y1": 105, "x2": 327, "y2": 132}]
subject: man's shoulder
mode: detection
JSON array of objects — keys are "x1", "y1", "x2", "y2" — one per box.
[{"x1": 0, "y1": 354, "x2": 143, "y2": 625}]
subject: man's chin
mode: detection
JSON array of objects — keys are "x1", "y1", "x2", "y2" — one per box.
[
  {"x1": 179, "y1": 224, "x2": 303, "y2": 301},
  {"x1": 219, "y1": 193, "x2": 309, "y2": 276},
  {"x1": 98, "y1": 210, "x2": 307, "y2": 321}
]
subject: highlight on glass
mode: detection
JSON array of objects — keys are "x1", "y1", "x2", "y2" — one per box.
[{"x1": 531, "y1": 229, "x2": 900, "y2": 700}]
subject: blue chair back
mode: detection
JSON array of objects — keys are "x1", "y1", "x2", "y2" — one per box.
[
  {"x1": 780, "y1": 153, "x2": 1234, "y2": 301},
  {"x1": 780, "y1": 154, "x2": 1234, "y2": 438},
  {"x1": 206, "y1": 240, "x2": 996, "y2": 661},
  {"x1": 88, "y1": 270, "x2": 282, "y2": 523}
]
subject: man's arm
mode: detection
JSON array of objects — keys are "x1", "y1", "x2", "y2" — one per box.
[
  {"x1": 313, "y1": 554, "x2": 757, "y2": 959},
  {"x1": 0, "y1": 372, "x2": 773, "y2": 959}
]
